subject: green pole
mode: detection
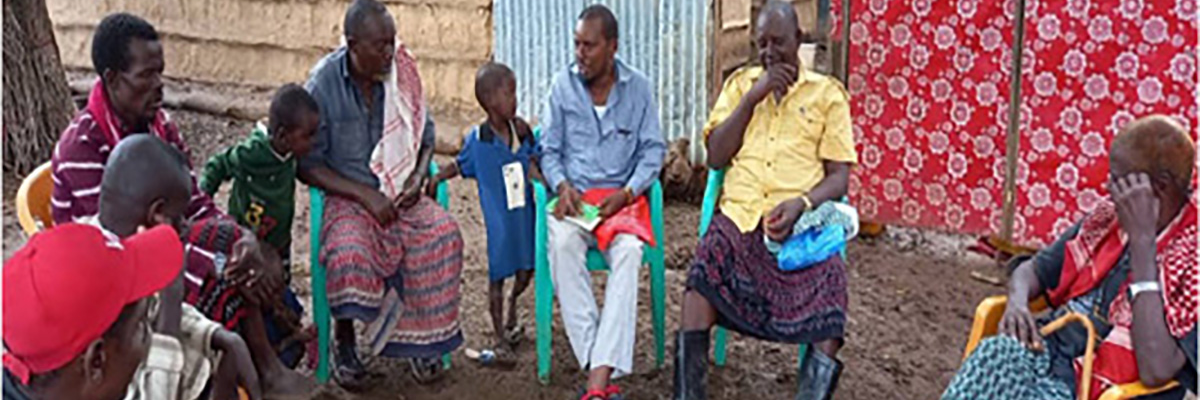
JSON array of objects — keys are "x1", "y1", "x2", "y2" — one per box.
[{"x1": 1001, "y1": 0, "x2": 1027, "y2": 244}]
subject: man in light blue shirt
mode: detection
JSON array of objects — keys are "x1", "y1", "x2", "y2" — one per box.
[
  {"x1": 540, "y1": 5, "x2": 665, "y2": 399},
  {"x1": 539, "y1": 53, "x2": 664, "y2": 207}
]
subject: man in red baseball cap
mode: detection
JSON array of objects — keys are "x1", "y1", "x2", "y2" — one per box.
[{"x1": 3, "y1": 223, "x2": 184, "y2": 400}]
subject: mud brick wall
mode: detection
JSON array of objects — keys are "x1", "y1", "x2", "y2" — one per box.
[{"x1": 47, "y1": 0, "x2": 492, "y2": 116}]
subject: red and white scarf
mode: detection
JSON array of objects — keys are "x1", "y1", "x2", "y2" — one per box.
[
  {"x1": 371, "y1": 43, "x2": 426, "y2": 200},
  {"x1": 86, "y1": 78, "x2": 171, "y2": 147},
  {"x1": 1047, "y1": 197, "x2": 1197, "y2": 399}
]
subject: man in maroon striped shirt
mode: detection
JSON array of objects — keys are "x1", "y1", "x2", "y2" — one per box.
[{"x1": 50, "y1": 13, "x2": 313, "y2": 397}]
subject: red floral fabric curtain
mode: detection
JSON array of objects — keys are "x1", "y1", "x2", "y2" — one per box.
[
  {"x1": 1015, "y1": 0, "x2": 1197, "y2": 246},
  {"x1": 833, "y1": 0, "x2": 1197, "y2": 247}
]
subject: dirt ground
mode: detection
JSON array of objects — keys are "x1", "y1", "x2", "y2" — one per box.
[{"x1": 2, "y1": 109, "x2": 1008, "y2": 399}]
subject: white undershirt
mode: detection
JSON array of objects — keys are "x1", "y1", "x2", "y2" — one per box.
[{"x1": 594, "y1": 105, "x2": 607, "y2": 119}]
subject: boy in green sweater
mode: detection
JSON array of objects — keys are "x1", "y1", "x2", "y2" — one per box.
[
  {"x1": 200, "y1": 84, "x2": 319, "y2": 369},
  {"x1": 200, "y1": 84, "x2": 318, "y2": 266}
]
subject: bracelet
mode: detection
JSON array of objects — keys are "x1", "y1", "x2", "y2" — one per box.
[
  {"x1": 1129, "y1": 280, "x2": 1161, "y2": 299},
  {"x1": 799, "y1": 195, "x2": 813, "y2": 212},
  {"x1": 623, "y1": 187, "x2": 635, "y2": 203}
]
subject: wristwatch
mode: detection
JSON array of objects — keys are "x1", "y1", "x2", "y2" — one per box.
[{"x1": 1129, "y1": 280, "x2": 1161, "y2": 299}]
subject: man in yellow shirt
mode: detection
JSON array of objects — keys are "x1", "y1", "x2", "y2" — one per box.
[{"x1": 673, "y1": 2, "x2": 856, "y2": 399}]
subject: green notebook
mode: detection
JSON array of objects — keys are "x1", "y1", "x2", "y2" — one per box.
[{"x1": 545, "y1": 198, "x2": 602, "y2": 231}]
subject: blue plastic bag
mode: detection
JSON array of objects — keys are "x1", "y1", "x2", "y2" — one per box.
[{"x1": 777, "y1": 224, "x2": 846, "y2": 272}]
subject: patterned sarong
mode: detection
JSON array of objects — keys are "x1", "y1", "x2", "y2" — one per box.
[
  {"x1": 687, "y1": 211, "x2": 847, "y2": 344},
  {"x1": 942, "y1": 336, "x2": 1075, "y2": 400},
  {"x1": 184, "y1": 217, "x2": 307, "y2": 366},
  {"x1": 320, "y1": 194, "x2": 464, "y2": 358},
  {"x1": 186, "y1": 217, "x2": 250, "y2": 328}
]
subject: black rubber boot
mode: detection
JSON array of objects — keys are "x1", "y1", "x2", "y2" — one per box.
[
  {"x1": 673, "y1": 330, "x2": 710, "y2": 400},
  {"x1": 795, "y1": 348, "x2": 842, "y2": 400}
]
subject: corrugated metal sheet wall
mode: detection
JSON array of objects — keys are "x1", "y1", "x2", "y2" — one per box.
[{"x1": 494, "y1": 0, "x2": 710, "y2": 162}]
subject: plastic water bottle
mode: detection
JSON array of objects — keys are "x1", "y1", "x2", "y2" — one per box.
[
  {"x1": 478, "y1": 349, "x2": 496, "y2": 365},
  {"x1": 463, "y1": 348, "x2": 496, "y2": 365},
  {"x1": 764, "y1": 235, "x2": 783, "y2": 254}
]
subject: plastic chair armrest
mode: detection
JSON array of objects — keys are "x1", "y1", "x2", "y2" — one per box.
[
  {"x1": 1098, "y1": 381, "x2": 1179, "y2": 400},
  {"x1": 698, "y1": 168, "x2": 726, "y2": 236}
]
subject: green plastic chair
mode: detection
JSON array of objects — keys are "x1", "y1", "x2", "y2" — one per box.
[
  {"x1": 532, "y1": 178, "x2": 667, "y2": 384},
  {"x1": 697, "y1": 168, "x2": 848, "y2": 368},
  {"x1": 309, "y1": 163, "x2": 451, "y2": 384}
]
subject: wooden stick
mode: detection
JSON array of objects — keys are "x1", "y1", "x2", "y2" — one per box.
[
  {"x1": 1000, "y1": 0, "x2": 1028, "y2": 244},
  {"x1": 969, "y1": 271, "x2": 1004, "y2": 286}
]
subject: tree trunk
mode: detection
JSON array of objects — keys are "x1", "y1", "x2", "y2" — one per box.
[{"x1": 3, "y1": 0, "x2": 74, "y2": 176}]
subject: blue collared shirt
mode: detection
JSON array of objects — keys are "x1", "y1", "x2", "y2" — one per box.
[
  {"x1": 539, "y1": 58, "x2": 665, "y2": 195},
  {"x1": 301, "y1": 47, "x2": 436, "y2": 189}
]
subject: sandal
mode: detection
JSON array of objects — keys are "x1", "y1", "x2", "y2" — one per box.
[
  {"x1": 409, "y1": 357, "x2": 445, "y2": 384},
  {"x1": 503, "y1": 324, "x2": 526, "y2": 348},
  {"x1": 604, "y1": 385, "x2": 624, "y2": 400},
  {"x1": 333, "y1": 343, "x2": 369, "y2": 392},
  {"x1": 578, "y1": 388, "x2": 608, "y2": 400}
]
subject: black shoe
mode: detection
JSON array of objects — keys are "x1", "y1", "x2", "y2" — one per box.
[
  {"x1": 673, "y1": 330, "x2": 710, "y2": 400},
  {"x1": 795, "y1": 349, "x2": 842, "y2": 400}
]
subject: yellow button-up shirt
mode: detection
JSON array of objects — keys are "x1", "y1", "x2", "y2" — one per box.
[{"x1": 704, "y1": 65, "x2": 857, "y2": 233}]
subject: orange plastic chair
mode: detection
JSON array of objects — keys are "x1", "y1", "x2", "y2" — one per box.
[
  {"x1": 963, "y1": 296, "x2": 1180, "y2": 400},
  {"x1": 16, "y1": 162, "x2": 55, "y2": 236}
]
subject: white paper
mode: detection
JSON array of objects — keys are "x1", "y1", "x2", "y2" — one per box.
[
  {"x1": 502, "y1": 161, "x2": 526, "y2": 210},
  {"x1": 564, "y1": 214, "x2": 602, "y2": 231}
]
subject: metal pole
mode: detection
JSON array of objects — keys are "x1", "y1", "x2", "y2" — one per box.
[
  {"x1": 816, "y1": 0, "x2": 831, "y2": 74},
  {"x1": 1001, "y1": 0, "x2": 1027, "y2": 244},
  {"x1": 818, "y1": 0, "x2": 830, "y2": 38},
  {"x1": 840, "y1": 0, "x2": 850, "y2": 83}
]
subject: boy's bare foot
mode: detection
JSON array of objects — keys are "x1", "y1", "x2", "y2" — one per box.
[
  {"x1": 474, "y1": 341, "x2": 518, "y2": 369},
  {"x1": 489, "y1": 346, "x2": 519, "y2": 368}
]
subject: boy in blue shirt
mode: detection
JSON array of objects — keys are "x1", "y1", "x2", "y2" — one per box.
[{"x1": 432, "y1": 62, "x2": 538, "y2": 364}]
